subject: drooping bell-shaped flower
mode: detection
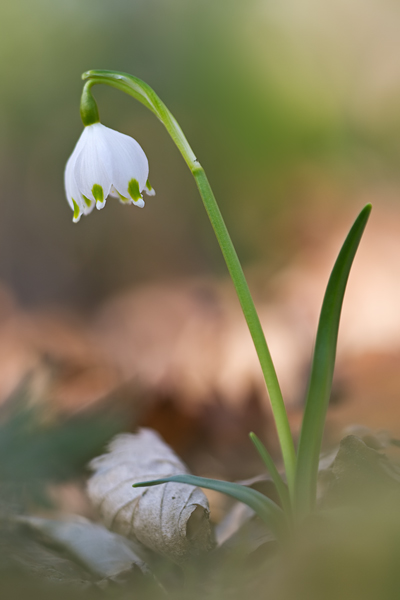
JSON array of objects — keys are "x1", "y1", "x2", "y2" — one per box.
[{"x1": 64, "y1": 84, "x2": 155, "y2": 223}]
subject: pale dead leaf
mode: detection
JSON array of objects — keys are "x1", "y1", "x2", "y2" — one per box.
[
  {"x1": 87, "y1": 429, "x2": 215, "y2": 564},
  {"x1": 16, "y1": 515, "x2": 151, "y2": 581},
  {"x1": 214, "y1": 501, "x2": 275, "y2": 558},
  {"x1": 215, "y1": 502, "x2": 255, "y2": 547}
]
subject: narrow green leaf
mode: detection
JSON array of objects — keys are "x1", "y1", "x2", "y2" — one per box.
[
  {"x1": 249, "y1": 432, "x2": 291, "y2": 516},
  {"x1": 133, "y1": 474, "x2": 287, "y2": 539},
  {"x1": 295, "y1": 204, "x2": 372, "y2": 518}
]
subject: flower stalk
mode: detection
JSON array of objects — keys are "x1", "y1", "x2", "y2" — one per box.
[{"x1": 80, "y1": 69, "x2": 297, "y2": 497}]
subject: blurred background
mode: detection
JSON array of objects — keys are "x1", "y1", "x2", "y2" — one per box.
[
  {"x1": 1, "y1": 0, "x2": 400, "y2": 306},
  {"x1": 1, "y1": 0, "x2": 400, "y2": 514}
]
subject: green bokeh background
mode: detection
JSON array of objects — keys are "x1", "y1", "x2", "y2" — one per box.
[{"x1": 1, "y1": 0, "x2": 400, "y2": 308}]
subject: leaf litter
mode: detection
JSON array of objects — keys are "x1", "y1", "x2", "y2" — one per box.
[{"x1": 87, "y1": 428, "x2": 215, "y2": 564}]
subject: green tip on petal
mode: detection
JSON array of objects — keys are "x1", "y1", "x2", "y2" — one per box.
[
  {"x1": 92, "y1": 184, "x2": 104, "y2": 204},
  {"x1": 83, "y1": 195, "x2": 92, "y2": 208},
  {"x1": 145, "y1": 180, "x2": 156, "y2": 196},
  {"x1": 111, "y1": 188, "x2": 130, "y2": 203},
  {"x1": 128, "y1": 178, "x2": 142, "y2": 202},
  {"x1": 72, "y1": 199, "x2": 81, "y2": 222}
]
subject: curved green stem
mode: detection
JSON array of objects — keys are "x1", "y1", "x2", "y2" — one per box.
[{"x1": 81, "y1": 69, "x2": 296, "y2": 495}]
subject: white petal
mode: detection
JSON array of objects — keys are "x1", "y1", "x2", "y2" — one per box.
[
  {"x1": 74, "y1": 124, "x2": 113, "y2": 203},
  {"x1": 109, "y1": 186, "x2": 119, "y2": 198},
  {"x1": 64, "y1": 131, "x2": 87, "y2": 213},
  {"x1": 101, "y1": 125, "x2": 149, "y2": 198},
  {"x1": 133, "y1": 198, "x2": 145, "y2": 208},
  {"x1": 96, "y1": 199, "x2": 107, "y2": 210},
  {"x1": 64, "y1": 159, "x2": 81, "y2": 212}
]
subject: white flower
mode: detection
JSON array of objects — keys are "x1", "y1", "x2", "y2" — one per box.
[{"x1": 64, "y1": 122, "x2": 155, "y2": 223}]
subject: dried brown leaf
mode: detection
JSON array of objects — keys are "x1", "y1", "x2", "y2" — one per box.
[{"x1": 87, "y1": 429, "x2": 215, "y2": 564}]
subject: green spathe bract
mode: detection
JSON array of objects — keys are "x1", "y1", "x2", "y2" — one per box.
[
  {"x1": 80, "y1": 83, "x2": 100, "y2": 126},
  {"x1": 78, "y1": 69, "x2": 371, "y2": 533}
]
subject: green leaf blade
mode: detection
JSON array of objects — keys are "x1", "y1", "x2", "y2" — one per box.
[
  {"x1": 133, "y1": 474, "x2": 287, "y2": 539},
  {"x1": 249, "y1": 432, "x2": 291, "y2": 516},
  {"x1": 295, "y1": 204, "x2": 372, "y2": 518}
]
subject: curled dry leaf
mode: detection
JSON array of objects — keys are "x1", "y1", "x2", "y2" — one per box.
[{"x1": 87, "y1": 429, "x2": 215, "y2": 564}]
